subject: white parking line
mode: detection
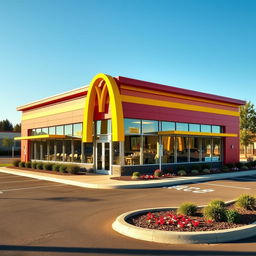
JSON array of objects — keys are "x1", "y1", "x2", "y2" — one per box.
[
  {"x1": 206, "y1": 183, "x2": 251, "y2": 190},
  {"x1": 0, "y1": 184, "x2": 66, "y2": 193}
]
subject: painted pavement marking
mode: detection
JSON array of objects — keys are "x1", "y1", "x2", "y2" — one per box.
[{"x1": 166, "y1": 185, "x2": 214, "y2": 193}]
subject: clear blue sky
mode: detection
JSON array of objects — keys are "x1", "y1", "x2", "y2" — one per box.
[{"x1": 1, "y1": 0, "x2": 255, "y2": 125}]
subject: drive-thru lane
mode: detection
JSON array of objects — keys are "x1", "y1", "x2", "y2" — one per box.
[{"x1": 0, "y1": 173, "x2": 256, "y2": 256}]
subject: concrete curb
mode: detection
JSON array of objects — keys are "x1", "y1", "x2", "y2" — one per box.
[
  {"x1": 112, "y1": 206, "x2": 256, "y2": 244},
  {"x1": 1, "y1": 167, "x2": 256, "y2": 190}
]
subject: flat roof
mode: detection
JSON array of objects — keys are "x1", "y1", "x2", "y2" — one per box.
[{"x1": 17, "y1": 74, "x2": 246, "y2": 111}]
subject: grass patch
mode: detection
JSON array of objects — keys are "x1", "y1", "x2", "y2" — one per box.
[{"x1": 0, "y1": 163, "x2": 12, "y2": 167}]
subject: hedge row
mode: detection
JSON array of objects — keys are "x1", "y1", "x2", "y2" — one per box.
[{"x1": 13, "y1": 160, "x2": 81, "y2": 174}]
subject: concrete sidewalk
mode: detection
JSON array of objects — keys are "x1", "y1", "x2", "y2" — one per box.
[{"x1": 1, "y1": 167, "x2": 256, "y2": 189}]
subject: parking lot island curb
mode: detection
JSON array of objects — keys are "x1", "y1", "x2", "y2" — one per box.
[
  {"x1": 112, "y1": 206, "x2": 256, "y2": 244},
  {"x1": 1, "y1": 167, "x2": 256, "y2": 190}
]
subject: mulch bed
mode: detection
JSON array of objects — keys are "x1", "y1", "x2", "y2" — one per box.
[
  {"x1": 127, "y1": 206, "x2": 256, "y2": 232},
  {"x1": 6, "y1": 166, "x2": 85, "y2": 176}
]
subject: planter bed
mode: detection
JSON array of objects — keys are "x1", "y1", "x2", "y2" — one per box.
[{"x1": 7, "y1": 166, "x2": 85, "y2": 176}]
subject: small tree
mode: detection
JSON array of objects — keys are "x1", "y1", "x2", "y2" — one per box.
[
  {"x1": 13, "y1": 123, "x2": 21, "y2": 132},
  {"x1": 240, "y1": 102, "x2": 256, "y2": 158},
  {"x1": 0, "y1": 119, "x2": 13, "y2": 131}
]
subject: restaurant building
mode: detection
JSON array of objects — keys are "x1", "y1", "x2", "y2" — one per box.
[{"x1": 15, "y1": 73, "x2": 245, "y2": 176}]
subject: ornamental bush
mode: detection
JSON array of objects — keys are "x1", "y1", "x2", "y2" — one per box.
[
  {"x1": 177, "y1": 170, "x2": 187, "y2": 176},
  {"x1": 31, "y1": 162, "x2": 37, "y2": 169},
  {"x1": 131, "y1": 171, "x2": 140, "y2": 180},
  {"x1": 225, "y1": 209, "x2": 240, "y2": 223},
  {"x1": 191, "y1": 169, "x2": 199, "y2": 175},
  {"x1": 52, "y1": 164, "x2": 61, "y2": 172},
  {"x1": 178, "y1": 202, "x2": 197, "y2": 216},
  {"x1": 203, "y1": 205, "x2": 226, "y2": 222},
  {"x1": 43, "y1": 162, "x2": 53, "y2": 171},
  {"x1": 221, "y1": 165, "x2": 230, "y2": 172},
  {"x1": 66, "y1": 164, "x2": 80, "y2": 174},
  {"x1": 12, "y1": 160, "x2": 20, "y2": 167},
  {"x1": 59, "y1": 164, "x2": 67, "y2": 173},
  {"x1": 18, "y1": 161, "x2": 25, "y2": 168},
  {"x1": 25, "y1": 162, "x2": 31, "y2": 168},
  {"x1": 235, "y1": 194, "x2": 256, "y2": 210},
  {"x1": 154, "y1": 169, "x2": 162, "y2": 177},
  {"x1": 209, "y1": 199, "x2": 225, "y2": 208},
  {"x1": 202, "y1": 168, "x2": 210, "y2": 174},
  {"x1": 36, "y1": 162, "x2": 43, "y2": 170},
  {"x1": 241, "y1": 165, "x2": 249, "y2": 170}
]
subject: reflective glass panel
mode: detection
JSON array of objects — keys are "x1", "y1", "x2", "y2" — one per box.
[
  {"x1": 201, "y1": 125, "x2": 211, "y2": 133},
  {"x1": 83, "y1": 143, "x2": 93, "y2": 163},
  {"x1": 176, "y1": 123, "x2": 189, "y2": 131},
  {"x1": 162, "y1": 122, "x2": 175, "y2": 131},
  {"x1": 112, "y1": 142, "x2": 120, "y2": 165},
  {"x1": 162, "y1": 136, "x2": 174, "y2": 163},
  {"x1": 49, "y1": 127, "x2": 55, "y2": 135},
  {"x1": 202, "y1": 138, "x2": 212, "y2": 161},
  {"x1": 73, "y1": 123, "x2": 82, "y2": 137},
  {"x1": 96, "y1": 120, "x2": 111, "y2": 135},
  {"x1": 124, "y1": 135, "x2": 141, "y2": 165},
  {"x1": 73, "y1": 140, "x2": 81, "y2": 162},
  {"x1": 143, "y1": 136, "x2": 158, "y2": 164},
  {"x1": 142, "y1": 120, "x2": 158, "y2": 134},
  {"x1": 64, "y1": 140, "x2": 72, "y2": 162},
  {"x1": 212, "y1": 125, "x2": 221, "y2": 133},
  {"x1": 55, "y1": 141, "x2": 63, "y2": 161},
  {"x1": 41, "y1": 128, "x2": 48, "y2": 135},
  {"x1": 213, "y1": 138, "x2": 221, "y2": 161},
  {"x1": 189, "y1": 124, "x2": 200, "y2": 132},
  {"x1": 56, "y1": 126, "x2": 64, "y2": 135},
  {"x1": 189, "y1": 137, "x2": 200, "y2": 162},
  {"x1": 64, "y1": 124, "x2": 73, "y2": 136},
  {"x1": 124, "y1": 119, "x2": 141, "y2": 134},
  {"x1": 35, "y1": 128, "x2": 42, "y2": 135},
  {"x1": 176, "y1": 136, "x2": 189, "y2": 162}
]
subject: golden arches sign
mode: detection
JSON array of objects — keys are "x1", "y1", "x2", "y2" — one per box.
[{"x1": 82, "y1": 73, "x2": 124, "y2": 143}]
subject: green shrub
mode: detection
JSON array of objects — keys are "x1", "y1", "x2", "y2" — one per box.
[
  {"x1": 131, "y1": 171, "x2": 140, "y2": 180},
  {"x1": 221, "y1": 165, "x2": 230, "y2": 172},
  {"x1": 225, "y1": 209, "x2": 240, "y2": 223},
  {"x1": 43, "y1": 162, "x2": 53, "y2": 171},
  {"x1": 202, "y1": 163, "x2": 211, "y2": 170},
  {"x1": 203, "y1": 205, "x2": 226, "y2": 222},
  {"x1": 154, "y1": 169, "x2": 162, "y2": 177},
  {"x1": 177, "y1": 170, "x2": 187, "y2": 176},
  {"x1": 235, "y1": 194, "x2": 256, "y2": 210},
  {"x1": 226, "y1": 163, "x2": 235, "y2": 169},
  {"x1": 52, "y1": 164, "x2": 61, "y2": 172},
  {"x1": 59, "y1": 164, "x2": 67, "y2": 173},
  {"x1": 241, "y1": 165, "x2": 249, "y2": 170},
  {"x1": 25, "y1": 162, "x2": 31, "y2": 168},
  {"x1": 245, "y1": 162, "x2": 252, "y2": 169},
  {"x1": 18, "y1": 161, "x2": 25, "y2": 168},
  {"x1": 31, "y1": 162, "x2": 37, "y2": 169},
  {"x1": 177, "y1": 165, "x2": 187, "y2": 171},
  {"x1": 66, "y1": 164, "x2": 80, "y2": 174},
  {"x1": 235, "y1": 162, "x2": 244, "y2": 169},
  {"x1": 209, "y1": 199, "x2": 225, "y2": 208},
  {"x1": 12, "y1": 160, "x2": 21, "y2": 167},
  {"x1": 36, "y1": 162, "x2": 43, "y2": 170},
  {"x1": 191, "y1": 169, "x2": 199, "y2": 175},
  {"x1": 190, "y1": 164, "x2": 201, "y2": 171},
  {"x1": 178, "y1": 202, "x2": 197, "y2": 216},
  {"x1": 202, "y1": 168, "x2": 210, "y2": 174}
]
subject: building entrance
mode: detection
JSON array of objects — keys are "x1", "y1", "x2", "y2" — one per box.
[{"x1": 96, "y1": 141, "x2": 111, "y2": 174}]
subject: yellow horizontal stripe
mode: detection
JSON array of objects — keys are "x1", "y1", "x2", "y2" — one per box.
[
  {"x1": 158, "y1": 130, "x2": 237, "y2": 137},
  {"x1": 121, "y1": 85, "x2": 239, "y2": 108},
  {"x1": 22, "y1": 102, "x2": 84, "y2": 121},
  {"x1": 121, "y1": 95, "x2": 239, "y2": 117},
  {"x1": 14, "y1": 135, "x2": 68, "y2": 140}
]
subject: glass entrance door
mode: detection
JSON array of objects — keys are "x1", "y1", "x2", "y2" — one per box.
[{"x1": 96, "y1": 142, "x2": 111, "y2": 174}]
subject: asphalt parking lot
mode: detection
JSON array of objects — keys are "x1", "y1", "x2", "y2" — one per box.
[{"x1": 0, "y1": 173, "x2": 256, "y2": 256}]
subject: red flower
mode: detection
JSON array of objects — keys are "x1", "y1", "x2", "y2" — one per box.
[{"x1": 192, "y1": 220, "x2": 200, "y2": 227}]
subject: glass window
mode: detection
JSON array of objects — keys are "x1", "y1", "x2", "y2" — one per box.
[
  {"x1": 96, "y1": 120, "x2": 111, "y2": 135},
  {"x1": 48, "y1": 140, "x2": 55, "y2": 161},
  {"x1": 55, "y1": 141, "x2": 63, "y2": 161},
  {"x1": 201, "y1": 125, "x2": 211, "y2": 133},
  {"x1": 35, "y1": 128, "x2": 42, "y2": 135},
  {"x1": 212, "y1": 138, "x2": 221, "y2": 161},
  {"x1": 83, "y1": 143, "x2": 93, "y2": 163},
  {"x1": 202, "y1": 138, "x2": 212, "y2": 161},
  {"x1": 34, "y1": 141, "x2": 40, "y2": 160},
  {"x1": 64, "y1": 124, "x2": 73, "y2": 136},
  {"x1": 212, "y1": 125, "x2": 221, "y2": 133},
  {"x1": 56, "y1": 126, "x2": 64, "y2": 135},
  {"x1": 112, "y1": 142, "x2": 120, "y2": 165},
  {"x1": 124, "y1": 135, "x2": 141, "y2": 165},
  {"x1": 176, "y1": 123, "x2": 189, "y2": 131},
  {"x1": 162, "y1": 122, "x2": 175, "y2": 131},
  {"x1": 49, "y1": 127, "x2": 56, "y2": 135},
  {"x1": 31, "y1": 129, "x2": 36, "y2": 136},
  {"x1": 143, "y1": 136, "x2": 158, "y2": 164},
  {"x1": 189, "y1": 137, "x2": 200, "y2": 162},
  {"x1": 73, "y1": 140, "x2": 81, "y2": 162},
  {"x1": 124, "y1": 119, "x2": 141, "y2": 134},
  {"x1": 142, "y1": 120, "x2": 158, "y2": 134},
  {"x1": 64, "y1": 140, "x2": 72, "y2": 162},
  {"x1": 189, "y1": 124, "x2": 200, "y2": 132},
  {"x1": 73, "y1": 123, "x2": 82, "y2": 137},
  {"x1": 41, "y1": 141, "x2": 47, "y2": 160},
  {"x1": 30, "y1": 141, "x2": 35, "y2": 159},
  {"x1": 176, "y1": 136, "x2": 189, "y2": 162},
  {"x1": 162, "y1": 136, "x2": 174, "y2": 163},
  {"x1": 41, "y1": 127, "x2": 48, "y2": 135}
]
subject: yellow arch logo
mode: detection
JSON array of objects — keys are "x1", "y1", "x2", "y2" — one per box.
[{"x1": 82, "y1": 73, "x2": 124, "y2": 142}]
